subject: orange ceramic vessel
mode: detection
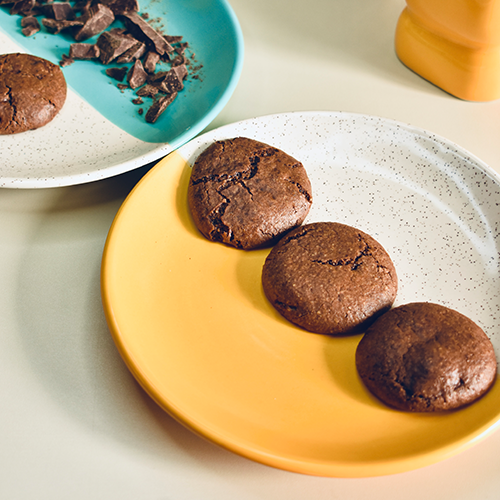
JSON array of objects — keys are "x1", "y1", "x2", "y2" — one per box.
[{"x1": 395, "y1": 0, "x2": 500, "y2": 101}]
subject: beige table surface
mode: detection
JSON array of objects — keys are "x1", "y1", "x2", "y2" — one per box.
[{"x1": 3, "y1": 0, "x2": 500, "y2": 498}]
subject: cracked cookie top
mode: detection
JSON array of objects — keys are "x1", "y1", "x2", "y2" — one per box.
[
  {"x1": 355, "y1": 302, "x2": 497, "y2": 412},
  {"x1": 0, "y1": 53, "x2": 67, "y2": 135},
  {"x1": 187, "y1": 137, "x2": 312, "y2": 250},
  {"x1": 262, "y1": 221, "x2": 398, "y2": 335}
]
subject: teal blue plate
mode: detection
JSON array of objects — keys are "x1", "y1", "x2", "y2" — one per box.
[{"x1": 0, "y1": 0, "x2": 243, "y2": 187}]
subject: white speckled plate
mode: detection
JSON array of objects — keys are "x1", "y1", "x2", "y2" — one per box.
[
  {"x1": 102, "y1": 111, "x2": 500, "y2": 477},
  {"x1": 0, "y1": 0, "x2": 243, "y2": 188}
]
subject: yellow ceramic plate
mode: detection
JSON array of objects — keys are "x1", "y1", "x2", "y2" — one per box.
[{"x1": 101, "y1": 112, "x2": 500, "y2": 477}]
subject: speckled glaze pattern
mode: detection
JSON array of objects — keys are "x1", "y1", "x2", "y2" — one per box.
[{"x1": 180, "y1": 111, "x2": 500, "y2": 355}]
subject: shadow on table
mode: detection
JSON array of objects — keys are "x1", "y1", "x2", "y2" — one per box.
[{"x1": 13, "y1": 161, "x2": 266, "y2": 476}]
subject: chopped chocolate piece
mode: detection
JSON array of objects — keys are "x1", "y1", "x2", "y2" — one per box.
[
  {"x1": 59, "y1": 53, "x2": 75, "y2": 67},
  {"x1": 132, "y1": 97, "x2": 143, "y2": 104},
  {"x1": 145, "y1": 92, "x2": 177, "y2": 123},
  {"x1": 108, "y1": 27, "x2": 126, "y2": 35},
  {"x1": 117, "y1": 83, "x2": 128, "y2": 91},
  {"x1": 120, "y1": 11, "x2": 174, "y2": 55},
  {"x1": 69, "y1": 42, "x2": 100, "y2": 59},
  {"x1": 73, "y1": 3, "x2": 114, "y2": 41},
  {"x1": 116, "y1": 40, "x2": 146, "y2": 63},
  {"x1": 96, "y1": 30, "x2": 136, "y2": 64},
  {"x1": 154, "y1": 65, "x2": 187, "y2": 93},
  {"x1": 127, "y1": 59, "x2": 147, "y2": 89},
  {"x1": 143, "y1": 50, "x2": 160, "y2": 73},
  {"x1": 170, "y1": 54, "x2": 187, "y2": 67},
  {"x1": 10, "y1": 0, "x2": 34, "y2": 15},
  {"x1": 42, "y1": 17, "x2": 83, "y2": 34},
  {"x1": 97, "y1": 0, "x2": 138, "y2": 15},
  {"x1": 24, "y1": 1, "x2": 43, "y2": 15},
  {"x1": 175, "y1": 62, "x2": 188, "y2": 80},
  {"x1": 106, "y1": 66, "x2": 128, "y2": 81},
  {"x1": 72, "y1": 0, "x2": 91, "y2": 11},
  {"x1": 21, "y1": 16, "x2": 40, "y2": 37},
  {"x1": 165, "y1": 35, "x2": 183, "y2": 43},
  {"x1": 175, "y1": 41, "x2": 189, "y2": 55},
  {"x1": 135, "y1": 83, "x2": 158, "y2": 97},
  {"x1": 21, "y1": 24, "x2": 40, "y2": 36},
  {"x1": 138, "y1": 108, "x2": 144, "y2": 115},
  {"x1": 43, "y1": 1, "x2": 75, "y2": 19}
]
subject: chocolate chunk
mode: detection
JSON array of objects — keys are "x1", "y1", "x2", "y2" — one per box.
[
  {"x1": 108, "y1": 27, "x2": 127, "y2": 35},
  {"x1": 106, "y1": 66, "x2": 128, "y2": 81},
  {"x1": 143, "y1": 50, "x2": 160, "y2": 73},
  {"x1": 153, "y1": 65, "x2": 187, "y2": 93},
  {"x1": 59, "y1": 53, "x2": 75, "y2": 67},
  {"x1": 169, "y1": 54, "x2": 187, "y2": 67},
  {"x1": 73, "y1": 3, "x2": 114, "y2": 41},
  {"x1": 69, "y1": 42, "x2": 100, "y2": 59},
  {"x1": 72, "y1": 0, "x2": 92, "y2": 11},
  {"x1": 42, "y1": 17, "x2": 83, "y2": 34},
  {"x1": 135, "y1": 83, "x2": 159, "y2": 97},
  {"x1": 96, "y1": 30, "x2": 136, "y2": 64},
  {"x1": 97, "y1": 0, "x2": 138, "y2": 15},
  {"x1": 175, "y1": 41, "x2": 189, "y2": 55},
  {"x1": 115, "y1": 40, "x2": 146, "y2": 63},
  {"x1": 165, "y1": 35, "x2": 183, "y2": 43},
  {"x1": 127, "y1": 59, "x2": 147, "y2": 89},
  {"x1": 145, "y1": 92, "x2": 177, "y2": 123},
  {"x1": 132, "y1": 97, "x2": 143, "y2": 104},
  {"x1": 120, "y1": 11, "x2": 174, "y2": 55},
  {"x1": 10, "y1": 0, "x2": 34, "y2": 15},
  {"x1": 44, "y1": 1, "x2": 75, "y2": 19},
  {"x1": 21, "y1": 16, "x2": 40, "y2": 36}
]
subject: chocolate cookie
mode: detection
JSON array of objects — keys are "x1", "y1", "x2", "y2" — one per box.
[
  {"x1": 356, "y1": 302, "x2": 497, "y2": 412},
  {"x1": 262, "y1": 222, "x2": 398, "y2": 334},
  {"x1": 187, "y1": 137, "x2": 312, "y2": 250},
  {"x1": 0, "y1": 53, "x2": 67, "y2": 135}
]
